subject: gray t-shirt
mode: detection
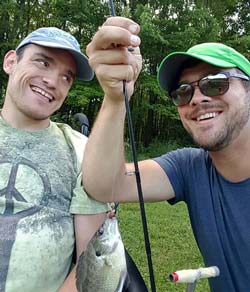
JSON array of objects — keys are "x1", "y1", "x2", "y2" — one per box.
[{"x1": 0, "y1": 118, "x2": 109, "y2": 292}]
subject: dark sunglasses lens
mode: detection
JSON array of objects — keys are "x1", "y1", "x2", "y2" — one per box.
[
  {"x1": 199, "y1": 78, "x2": 229, "y2": 97},
  {"x1": 171, "y1": 84, "x2": 193, "y2": 106}
]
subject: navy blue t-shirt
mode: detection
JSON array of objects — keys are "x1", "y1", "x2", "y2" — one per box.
[{"x1": 154, "y1": 147, "x2": 250, "y2": 291}]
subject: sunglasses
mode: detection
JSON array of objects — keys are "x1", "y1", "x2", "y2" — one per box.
[{"x1": 170, "y1": 71, "x2": 250, "y2": 106}]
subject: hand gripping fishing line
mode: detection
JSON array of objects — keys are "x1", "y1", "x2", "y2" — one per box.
[{"x1": 108, "y1": 1, "x2": 156, "y2": 292}]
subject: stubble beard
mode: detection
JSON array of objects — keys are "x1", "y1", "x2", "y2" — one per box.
[
  {"x1": 189, "y1": 94, "x2": 250, "y2": 151},
  {"x1": 13, "y1": 100, "x2": 53, "y2": 123}
]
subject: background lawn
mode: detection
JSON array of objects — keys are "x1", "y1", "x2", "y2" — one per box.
[{"x1": 119, "y1": 202, "x2": 210, "y2": 292}]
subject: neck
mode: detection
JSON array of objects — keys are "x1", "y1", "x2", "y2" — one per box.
[
  {"x1": 209, "y1": 132, "x2": 250, "y2": 182},
  {"x1": 1, "y1": 106, "x2": 50, "y2": 131}
]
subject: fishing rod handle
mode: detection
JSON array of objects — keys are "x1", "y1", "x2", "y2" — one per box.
[{"x1": 169, "y1": 266, "x2": 220, "y2": 283}]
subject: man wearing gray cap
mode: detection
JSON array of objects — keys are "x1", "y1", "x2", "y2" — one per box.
[
  {"x1": 1, "y1": 27, "x2": 109, "y2": 291},
  {"x1": 83, "y1": 17, "x2": 250, "y2": 291}
]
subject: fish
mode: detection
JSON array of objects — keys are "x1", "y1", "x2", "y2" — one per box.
[{"x1": 76, "y1": 214, "x2": 127, "y2": 292}]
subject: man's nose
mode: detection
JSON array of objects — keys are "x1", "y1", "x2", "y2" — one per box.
[
  {"x1": 42, "y1": 72, "x2": 59, "y2": 88},
  {"x1": 189, "y1": 85, "x2": 212, "y2": 106}
]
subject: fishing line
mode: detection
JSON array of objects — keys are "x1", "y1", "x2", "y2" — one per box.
[{"x1": 108, "y1": 1, "x2": 156, "y2": 291}]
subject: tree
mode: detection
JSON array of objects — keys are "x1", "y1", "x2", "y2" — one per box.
[{"x1": 1, "y1": 0, "x2": 249, "y2": 147}]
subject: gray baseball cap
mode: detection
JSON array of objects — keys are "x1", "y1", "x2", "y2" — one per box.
[{"x1": 16, "y1": 27, "x2": 94, "y2": 81}]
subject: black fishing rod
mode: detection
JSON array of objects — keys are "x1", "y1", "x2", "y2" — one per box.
[{"x1": 108, "y1": 1, "x2": 156, "y2": 291}]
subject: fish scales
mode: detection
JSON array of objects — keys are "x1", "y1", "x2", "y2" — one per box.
[{"x1": 76, "y1": 215, "x2": 127, "y2": 292}]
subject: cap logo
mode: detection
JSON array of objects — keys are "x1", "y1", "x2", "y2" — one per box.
[{"x1": 31, "y1": 28, "x2": 80, "y2": 51}]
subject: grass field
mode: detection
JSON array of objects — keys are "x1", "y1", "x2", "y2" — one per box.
[
  {"x1": 120, "y1": 140, "x2": 210, "y2": 291},
  {"x1": 118, "y1": 202, "x2": 210, "y2": 292}
]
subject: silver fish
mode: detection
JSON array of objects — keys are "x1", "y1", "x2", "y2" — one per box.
[{"x1": 76, "y1": 215, "x2": 127, "y2": 292}]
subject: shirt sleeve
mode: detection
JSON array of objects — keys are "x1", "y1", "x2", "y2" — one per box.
[
  {"x1": 153, "y1": 147, "x2": 205, "y2": 205},
  {"x1": 56, "y1": 122, "x2": 110, "y2": 215},
  {"x1": 70, "y1": 172, "x2": 110, "y2": 214},
  {"x1": 153, "y1": 148, "x2": 191, "y2": 204}
]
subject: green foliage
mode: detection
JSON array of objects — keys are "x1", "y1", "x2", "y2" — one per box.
[
  {"x1": 66, "y1": 80, "x2": 102, "y2": 110},
  {"x1": 1, "y1": 0, "x2": 250, "y2": 146},
  {"x1": 136, "y1": 4, "x2": 169, "y2": 72},
  {"x1": 1, "y1": 2, "x2": 248, "y2": 290},
  {"x1": 125, "y1": 138, "x2": 194, "y2": 162}
]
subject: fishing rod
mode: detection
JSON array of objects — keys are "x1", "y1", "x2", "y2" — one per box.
[
  {"x1": 108, "y1": 1, "x2": 156, "y2": 291},
  {"x1": 170, "y1": 266, "x2": 220, "y2": 292}
]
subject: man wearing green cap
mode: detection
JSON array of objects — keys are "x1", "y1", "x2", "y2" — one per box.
[
  {"x1": 83, "y1": 16, "x2": 250, "y2": 291},
  {"x1": 0, "y1": 26, "x2": 109, "y2": 292}
]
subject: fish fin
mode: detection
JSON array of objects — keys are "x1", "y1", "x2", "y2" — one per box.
[
  {"x1": 114, "y1": 268, "x2": 128, "y2": 292},
  {"x1": 105, "y1": 257, "x2": 113, "y2": 266}
]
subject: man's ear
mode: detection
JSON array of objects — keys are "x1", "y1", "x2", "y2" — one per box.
[{"x1": 3, "y1": 50, "x2": 17, "y2": 74}]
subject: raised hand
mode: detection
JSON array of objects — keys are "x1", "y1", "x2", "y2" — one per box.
[{"x1": 86, "y1": 16, "x2": 142, "y2": 102}]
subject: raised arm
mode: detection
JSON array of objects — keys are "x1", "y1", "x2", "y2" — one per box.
[{"x1": 83, "y1": 17, "x2": 175, "y2": 203}]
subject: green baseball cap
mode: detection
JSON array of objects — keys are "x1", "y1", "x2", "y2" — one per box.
[{"x1": 157, "y1": 42, "x2": 250, "y2": 94}]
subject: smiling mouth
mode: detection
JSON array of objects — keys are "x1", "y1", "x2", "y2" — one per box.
[
  {"x1": 31, "y1": 86, "x2": 54, "y2": 103},
  {"x1": 196, "y1": 112, "x2": 220, "y2": 122}
]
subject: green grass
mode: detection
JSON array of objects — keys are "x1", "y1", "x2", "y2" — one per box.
[
  {"x1": 118, "y1": 202, "x2": 210, "y2": 292},
  {"x1": 120, "y1": 140, "x2": 210, "y2": 291}
]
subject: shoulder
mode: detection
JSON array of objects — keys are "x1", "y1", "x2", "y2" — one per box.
[
  {"x1": 52, "y1": 122, "x2": 88, "y2": 171},
  {"x1": 155, "y1": 147, "x2": 207, "y2": 164},
  {"x1": 153, "y1": 147, "x2": 210, "y2": 180},
  {"x1": 53, "y1": 121, "x2": 88, "y2": 149}
]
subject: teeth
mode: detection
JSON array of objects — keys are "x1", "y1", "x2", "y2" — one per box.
[
  {"x1": 197, "y1": 112, "x2": 218, "y2": 121},
  {"x1": 31, "y1": 86, "x2": 53, "y2": 101}
]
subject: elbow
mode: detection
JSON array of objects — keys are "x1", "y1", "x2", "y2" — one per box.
[{"x1": 82, "y1": 179, "x2": 114, "y2": 203}]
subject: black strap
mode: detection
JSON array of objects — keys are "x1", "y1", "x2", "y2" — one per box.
[{"x1": 122, "y1": 249, "x2": 149, "y2": 292}]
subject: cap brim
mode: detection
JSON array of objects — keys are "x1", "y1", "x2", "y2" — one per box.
[
  {"x1": 68, "y1": 49, "x2": 94, "y2": 81},
  {"x1": 27, "y1": 40, "x2": 94, "y2": 81},
  {"x1": 158, "y1": 52, "x2": 236, "y2": 93}
]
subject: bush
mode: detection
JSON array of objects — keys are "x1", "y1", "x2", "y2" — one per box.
[{"x1": 126, "y1": 139, "x2": 184, "y2": 161}]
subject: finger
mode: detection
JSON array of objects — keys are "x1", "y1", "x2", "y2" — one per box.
[
  {"x1": 95, "y1": 64, "x2": 135, "y2": 83},
  {"x1": 88, "y1": 48, "x2": 141, "y2": 79},
  {"x1": 88, "y1": 26, "x2": 140, "y2": 51},
  {"x1": 103, "y1": 16, "x2": 140, "y2": 35},
  {"x1": 88, "y1": 47, "x2": 129, "y2": 67}
]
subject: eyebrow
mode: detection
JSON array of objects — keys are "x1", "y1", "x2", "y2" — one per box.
[
  {"x1": 33, "y1": 52, "x2": 54, "y2": 63},
  {"x1": 179, "y1": 70, "x2": 222, "y2": 85},
  {"x1": 67, "y1": 69, "x2": 76, "y2": 80},
  {"x1": 32, "y1": 52, "x2": 76, "y2": 80}
]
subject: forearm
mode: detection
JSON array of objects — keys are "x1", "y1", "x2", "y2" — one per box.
[
  {"x1": 83, "y1": 97, "x2": 127, "y2": 202},
  {"x1": 83, "y1": 17, "x2": 142, "y2": 202},
  {"x1": 57, "y1": 266, "x2": 77, "y2": 292},
  {"x1": 75, "y1": 213, "x2": 106, "y2": 257}
]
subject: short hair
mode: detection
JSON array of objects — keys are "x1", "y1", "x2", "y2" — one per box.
[
  {"x1": 16, "y1": 45, "x2": 27, "y2": 62},
  {"x1": 235, "y1": 68, "x2": 250, "y2": 92},
  {"x1": 172, "y1": 58, "x2": 202, "y2": 90}
]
